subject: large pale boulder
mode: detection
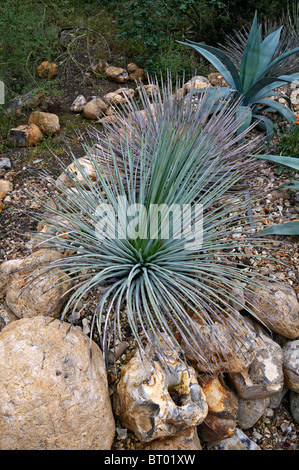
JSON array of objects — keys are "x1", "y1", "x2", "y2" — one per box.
[
  {"x1": 5, "y1": 250, "x2": 71, "y2": 319},
  {"x1": 0, "y1": 316, "x2": 115, "y2": 449},
  {"x1": 282, "y1": 340, "x2": 299, "y2": 393},
  {"x1": 245, "y1": 281, "x2": 299, "y2": 339},
  {"x1": 115, "y1": 339, "x2": 208, "y2": 442}
]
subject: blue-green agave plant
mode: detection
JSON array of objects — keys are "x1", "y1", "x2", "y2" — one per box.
[
  {"x1": 179, "y1": 12, "x2": 299, "y2": 141},
  {"x1": 222, "y1": 1, "x2": 299, "y2": 77}
]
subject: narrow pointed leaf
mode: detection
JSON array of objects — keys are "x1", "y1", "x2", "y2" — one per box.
[
  {"x1": 178, "y1": 40, "x2": 242, "y2": 91},
  {"x1": 254, "y1": 26, "x2": 282, "y2": 79},
  {"x1": 252, "y1": 154, "x2": 299, "y2": 170},
  {"x1": 259, "y1": 221, "x2": 299, "y2": 235}
]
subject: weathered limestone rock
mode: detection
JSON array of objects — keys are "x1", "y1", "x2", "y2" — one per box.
[
  {"x1": 70, "y1": 95, "x2": 87, "y2": 112},
  {"x1": 56, "y1": 156, "x2": 97, "y2": 189},
  {"x1": 7, "y1": 124, "x2": 43, "y2": 147},
  {"x1": 106, "y1": 66, "x2": 129, "y2": 83},
  {"x1": 0, "y1": 258, "x2": 23, "y2": 294},
  {"x1": 282, "y1": 340, "x2": 299, "y2": 393},
  {"x1": 228, "y1": 320, "x2": 284, "y2": 399},
  {"x1": 197, "y1": 374, "x2": 238, "y2": 443},
  {"x1": 144, "y1": 428, "x2": 202, "y2": 450},
  {"x1": 0, "y1": 316, "x2": 115, "y2": 449},
  {"x1": 28, "y1": 111, "x2": 60, "y2": 136},
  {"x1": 115, "y1": 339, "x2": 208, "y2": 442},
  {"x1": 6, "y1": 250, "x2": 71, "y2": 319},
  {"x1": 183, "y1": 319, "x2": 256, "y2": 373},
  {"x1": 237, "y1": 397, "x2": 270, "y2": 429},
  {"x1": 83, "y1": 98, "x2": 109, "y2": 119},
  {"x1": 37, "y1": 61, "x2": 58, "y2": 79},
  {"x1": 0, "y1": 180, "x2": 13, "y2": 199},
  {"x1": 245, "y1": 281, "x2": 299, "y2": 339},
  {"x1": 209, "y1": 428, "x2": 261, "y2": 450}
]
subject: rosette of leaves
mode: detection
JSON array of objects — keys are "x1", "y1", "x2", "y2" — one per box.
[
  {"x1": 179, "y1": 12, "x2": 299, "y2": 141},
  {"x1": 27, "y1": 92, "x2": 274, "y2": 370},
  {"x1": 89, "y1": 78, "x2": 261, "y2": 190}
]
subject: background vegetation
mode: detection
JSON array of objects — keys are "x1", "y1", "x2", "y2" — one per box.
[{"x1": 0, "y1": 0, "x2": 291, "y2": 100}]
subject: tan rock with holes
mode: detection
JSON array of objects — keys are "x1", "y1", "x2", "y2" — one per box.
[
  {"x1": 28, "y1": 111, "x2": 60, "y2": 136},
  {"x1": 115, "y1": 339, "x2": 208, "y2": 442},
  {"x1": 0, "y1": 316, "x2": 115, "y2": 449},
  {"x1": 5, "y1": 250, "x2": 71, "y2": 319}
]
